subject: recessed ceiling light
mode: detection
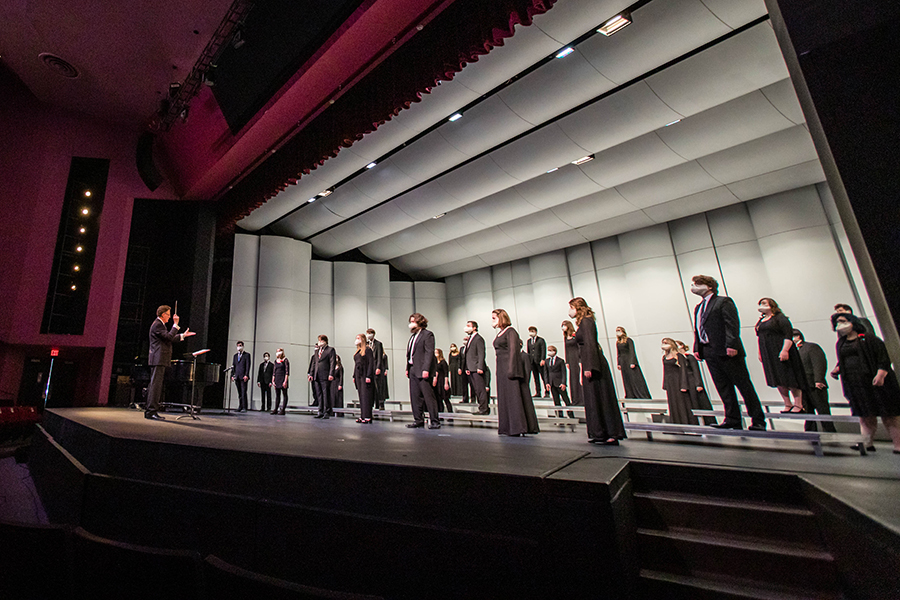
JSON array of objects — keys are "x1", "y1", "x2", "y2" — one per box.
[
  {"x1": 81, "y1": 208, "x2": 89, "y2": 215},
  {"x1": 598, "y1": 12, "x2": 632, "y2": 36},
  {"x1": 307, "y1": 197, "x2": 317, "y2": 203},
  {"x1": 79, "y1": 227, "x2": 86, "y2": 234},
  {"x1": 448, "y1": 113, "x2": 463, "y2": 122},
  {"x1": 73, "y1": 265, "x2": 80, "y2": 271},
  {"x1": 572, "y1": 155, "x2": 594, "y2": 165},
  {"x1": 84, "y1": 190, "x2": 91, "y2": 197},
  {"x1": 432, "y1": 213, "x2": 446, "y2": 220},
  {"x1": 665, "y1": 119, "x2": 682, "y2": 127},
  {"x1": 546, "y1": 167, "x2": 559, "y2": 174},
  {"x1": 318, "y1": 188, "x2": 333, "y2": 197},
  {"x1": 555, "y1": 47, "x2": 575, "y2": 59},
  {"x1": 366, "y1": 162, "x2": 377, "y2": 169},
  {"x1": 71, "y1": 285, "x2": 77, "y2": 291}
]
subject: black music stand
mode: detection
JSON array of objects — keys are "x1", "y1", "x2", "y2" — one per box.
[{"x1": 176, "y1": 349, "x2": 209, "y2": 421}]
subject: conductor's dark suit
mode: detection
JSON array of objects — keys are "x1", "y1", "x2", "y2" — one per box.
[
  {"x1": 693, "y1": 294, "x2": 765, "y2": 428},
  {"x1": 232, "y1": 350, "x2": 252, "y2": 411},
  {"x1": 147, "y1": 318, "x2": 183, "y2": 414},
  {"x1": 407, "y1": 328, "x2": 440, "y2": 426},
  {"x1": 543, "y1": 354, "x2": 572, "y2": 416},
  {"x1": 309, "y1": 345, "x2": 336, "y2": 417},
  {"x1": 257, "y1": 360, "x2": 274, "y2": 412},
  {"x1": 527, "y1": 335, "x2": 547, "y2": 396},
  {"x1": 463, "y1": 332, "x2": 489, "y2": 414}
]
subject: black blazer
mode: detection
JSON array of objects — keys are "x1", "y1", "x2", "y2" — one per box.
[
  {"x1": 527, "y1": 336, "x2": 546, "y2": 364},
  {"x1": 308, "y1": 345, "x2": 336, "y2": 381},
  {"x1": 370, "y1": 339, "x2": 385, "y2": 372},
  {"x1": 148, "y1": 318, "x2": 181, "y2": 366},
  {"x1": 693, "y1": 295, "x2": 746, "y2": 359},
  {"x1": 463, "y1": 332, "x2": 486, "y2": 372},
  {"x1": 257, "y1": 360, "x2": 274, "y2": 386},
  {"x1": 406, "y1": 328, "x2": 435, "y2": 378},
  {"x1": 232, "y1": 351, "x2": 252, "y2": 379},
  {"x1": 544, "y1": 355, "x2": 567, "y2": 387}
]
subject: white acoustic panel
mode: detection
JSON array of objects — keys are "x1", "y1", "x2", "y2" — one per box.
[
  {"x1": 643, "y1": 186, "x2": 741, "y2": 224},
  {"x1": 557, "y1": 82, "x2": 682, "y2": 154},
  {"x1": 391, "y1": 132, "x2": 470, "y2": 181},
  {"x1": 760, "y1": 78, "x2": 806, "y2": 125},
  {"x1": 479, "y1": 244, "x2": 533, "y2": 267},
  {"x1": 348, "y1": 112, "x2": 418, "y2": 161},
  {"x1": 618, "y1": 223, "x2": 675, "y2": 265},
  {"x1": 414, "y1": 282, "x2": 450, "y2": 352},
  {"x1": 309, "y1": 260, "x2": 333, "y2": 295},
  {"x1": 257, "y1": 236, "x2": 309, "y2": 292},
  {"x1": 492, "y1": 284, "x2": 517, "y2": 328},
  {"x1": 523, "y1": 230, "x2": 588, "y2": 255},
  {"x1": 422, "y1": 209, "x2": 483, "y2": 241},
  {"x1": 566, "y1": 243, "x2": 596, "y2": 276},
  {"x1": 309, "y1": 219, "x2": 377, "y2": 258},
  {"x1": 529, "y1": 250, "x2": 569, "y2": 283},
  {"x1": 238, "y1": 172, "x2": 324, "y2": 231},
  {"x1": 491, "y1": 263, "x2": 514, "y2": 290},
  {"x1": 437, "y1": 155, "x2": 519, "y2": 204},
  {"x1": 228, "y1": 285, "x2": 258, "y2": 343},
  {"x1": 254, "y1": 287, "x2": 295, "y2": 345},
  {"x1": 464, "y1": 188, "x2": 533, "y2": 227},
  {"x1": 388, "y1": 223, "x2": 445, "y2": 256},
  {"x1": 446, "y1": 273, "x2": 465, "y2": 299},
  {"x1": 580, "y1": 132, "x2": 686, "y2": 188},
  {"x1": 578, "y1": 212, "x2": 656, "y2": 245},
  {"x1": 308, "y1": 292, "x2": 334, "y2": 346},
  {"x1": 623, "y1": 255, "x2": 694, "y2": 335},
  {"x1": 438, "y1": 96, "x2": 532, "y2": 157},
  {"x1": 747, "y1": 186, "x2": 829, "y2": 238},
  {"x1": 272, "y1": 201, "x2": 342, "y2": 239},
  {"x1": 645, "y1": 24, "x2": 789, "y2": 117},
  {"x1": 698, "y1": 126, "x2": 818, "y2": 184},
  {"x1": 391, "y1": 78, "x2": 480, "y2": 134},
  {"x1": 499, "y1": 211, "x2": 570, "y2": 243},
  {"x1": 394, "y1": 181, "x2": 459, "y2": 222},
  {"x1": 714, "y1": 240, "x2": 773, "y2": 311},
  {"x1": 515, "y1": 164, "x2": 603, "y2": 210},
  {"x1": 533, "y1": 0, "x2": 630, "y2": 43},
  {"x1": 357, "y1": 202, "x2": 420, "y2": 237},
  {"x1": 669, "y1": 213, "x2": 714, "y2": 255},
  {"x1": 453, "y1": 227, "x2": 518, "y2": 256},
  {"x1": 321, "y1": 182, "x2": 381, "y2": 218},
  {"x1": 512, "y1": 279, "x2": 536, "y2": 334},
  {"x1": 595, "y1": 265, "x2": 636, "y2": 339},
  {"x1": 463, "y1": 268, "x2": 494, "y2": 295},
  {"x1": 511, "y1": 259, "x2": 532, "y2": 287},
  {"x1": 367, "y1": 265, "x2": 392, "y2": 352},
  {"x1": 348, "y1": 159, "x2": 419, "y2": 202},
  {"x1": 498, "y1": 49, "x2": 615, "y2": 125},
  {"x1": 290, "y1": 291, "x2": 311, "y2": 347},
  {"x1": 673, "y1": 247, "x2": 724, "y2": 304},
  {"x1": 727, "y1": 160, "x2": 826, "y2": 202},
  {"x1": 360, "y1": 236, "x2": 408, "y2": 263},
  {"x1": 707, "y1": 202, "x2": 758, "y2": 247},
  {"x1": 232, "y1": 234, "x2": 260, "y2": 289},
  {"x1": 591, "y1": 235, "x2": 624, "y2": 270},
  {"x1": 701, "y1": 0, "x2": 768, "y2": 29},
  {"x1": 616, "y1": 161, "x2": 721, "y2": 209},
  {"x1": 420, "y1": 256, "x2": 489, "y2": 279},
  {"x1": 530, "y1": 275, "x2": 572, "y2": 341},
  {"x1": 569, "y1": 269, "x2": 601, "y2": 318}
]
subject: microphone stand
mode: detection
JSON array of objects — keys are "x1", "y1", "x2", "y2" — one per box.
[{"x1": 220, "y1": 365, "x2": 235, "y2": 415}]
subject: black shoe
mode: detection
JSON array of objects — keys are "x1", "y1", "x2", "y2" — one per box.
[
  {"x1": 748, "y1": 423, "x2": 767, "y2": 432},
  {"x1": 590, "y1": 438, "x2": 619, "y2": 445},
  {"x1": 852, "y1": 443, "x2": 876, "y2": 452},
  {"x1": 406, "y1": 422, "x2": 425, "y2": 428},
  {"x1": 322, "y1": 415, "x2": 329, "y2": 420},
  {"x1": 711, "y1": 421, "x2": 742, "y2": 430},
  {"x1": 279, "y1": 410, "x2": 285, "y2": 415},
  {"x1": 314, "y1": 414, "x2": 324, "y2": 419},
  {"x1": 144, "y1": 412, "x2": 165, "y2": 421},
  {"x1": 429, "y1": 423, "x2": 441, "y2": 429}
]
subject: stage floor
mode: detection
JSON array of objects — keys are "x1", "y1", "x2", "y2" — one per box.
[{"x1": 44, "y1": 406, "x2": 900, "y2": 535}]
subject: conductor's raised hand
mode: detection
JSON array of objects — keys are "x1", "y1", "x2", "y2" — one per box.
[
  {"x1": 182, "y1": 328, "x2": 196, "y2": 338},
  {"x1": 172, "y1": 313, "x2": 180, "y2": 326}
]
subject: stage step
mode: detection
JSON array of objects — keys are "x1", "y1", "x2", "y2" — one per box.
[{"x1": 639, "y1": 569, "x2": 846, "y2": 600}]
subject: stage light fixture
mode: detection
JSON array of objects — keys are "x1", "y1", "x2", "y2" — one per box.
[
  {"x1": 432, "y1": 213, "x2": 446, "y2": 220},
  {"x1": 73, "y1": 265, "x2": 80, "y2": 271},
  {"x1": 598, "y1": 12, "x2": 631, "y2": 36},
  {"x1": 81, "y1": 208, "x2": 89, "y2": 215},
  {"x1": 665, "y1": 119, "x2": 682, "y2": 127},
  {"x1": 318, "y1": 188, "x2": 333, "y2": 198},
  {"x1": 71, "y1": 285, "x2": 77, "y2": 291},
  {"x1": 168, "y1": 82, "x2": 182, "y2": 97},
  {"x1": 449, "y1": 113, "x2": 463, "y2": 122},
  {"x1": 546, "y1": 167, "x2": 559, "y2": 174},
  {"x1": 307, "y1": 197, "x2": 317, "y2": 203},
  {"x1": 555, "y1": 47, "x2": 575, "y2": 59},
  {"x1": 76, "y1": 246, "x2": 83, "y2": 252},
  {"x1": 572, "y1": 155, "x2": 594, "y2": 165},
  {"x1": 366, "y1": 162, "x2": 377, "y2": 169},
  {"x1": 84, "y1": 190, "x2": 91, "y2": 197},
  {"x1": 79, "y1": 227, "x2": 86, "y2": 234}
]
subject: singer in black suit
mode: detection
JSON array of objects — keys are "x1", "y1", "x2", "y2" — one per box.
[
  {"x1": 353, "y1": 334, "x2": 376, "y2": 423},
  {"x1": 526, "y1": 327, "x2": 547, "y2": 397},
  {"x1": 462, "y1": 321, "x2": 490, "y2": 415},
  {"x1": 231, "y1": 342, "x2": 252, "y2": 412},
  {"x1": 690, "y1": 275, "x2": 766, "y2": 430},
  {"x1": 308, "y1": 334, "x2": 336, "y2": 419},
  {"x1": 257, "y1": 352, "x2": 274, "y2": 412},
  {"x1": 406, "y1": 313, "x2": 441, "y2": 429},
  {"x1": 367, "y1": 329, "x2": 387, "y2": 410},
  {"x1": 146, "y1": 305, "x2": 195, "y2": 420},
  {"x1": 544, "y1": 346, "x2": 573, "y2": 418}
]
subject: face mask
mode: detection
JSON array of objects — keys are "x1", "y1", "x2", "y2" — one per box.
[
  {"x1": 529, "y1": 332, "x2": 536, "y2": 338},
  {"x1": 548, "y1": 351, "x2": 556, "y2": 358},
  {"x1": 317, "y1": 341, "x2": 324, "y2": 347},
  {"x1": 366, "y1": 334, "x2": 374, "y2": 341},
  {"x1": 567, "y1": 308, "x2": 577, "y2": 319},
  {"x1": 758, "y1": 305, "x2": 770, "y2": 314},
  {"x1": 836, "y1": 322, "x2": 853, "y2": 335},
  {"x1": 237, "y1": 346, "x2": 243, "y2": 352},
  {"x1": 276, "y1": 352, "x2": 284, "y2": 358},
  {"x1": 793, "y1": 338, "x2": 802, "y2": 346},
  {"x1": 690, "y1": 284, "x2": 709, "y2": 296},
  {"x1": 264, "y1": 357, "x2": 269, "y2": 362},
  {"x1": 616, "y1": 331, "x2": 623, "y2": 337},
  {"x1": 464, "y1": 326, "x2": 473, "y2": 334},
  {"x1": 409, "y1": 322, "x2": 417, "y2": 331},
  {"x1": 661, "y1": 345, "x2": 669, "y2": 351}
]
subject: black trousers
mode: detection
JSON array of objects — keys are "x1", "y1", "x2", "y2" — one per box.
[
  {"x1": 409, "y1": 376, "x2": 439, "y2": 424},
  {"x1": 702, "y1": 353, "x2": 765, "y2": 426},
  {"x1": 313, "y1": 380, "x2": 333, "y2": 416},
  {"x1": 549, "y1": 384, "x2": 574, "y2": 418},
  {"x1": 273, "y1": 386, "x2": 288, "y2": 413},
  {"x1": 468, "y1": 372, "x2": 489, "y2": 413},
  {"x1": 374, "y1": 374, "x2": 386, "y2": 409},
  {"x1": 146, "y1": 365, "x2": 168, "y2": 413},
  {"x1": 358, "y1": 382, "x2": 374, "y2": 420},
  {"x1": 804, "y1": 387, "x2": 837, "y2": 432},
  {"x1": 259, "y1": 385, "x2": 272, "y2": 412},
  {"x1": 234, "y1": 378, "x2": 249, "y2": 410},
  {"x1": 530, "y1": 362, "x2": 545, "y2": 396}
]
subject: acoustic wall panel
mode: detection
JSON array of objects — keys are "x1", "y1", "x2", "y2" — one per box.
[
  {"x1": 367, "y1": 264, "x2": 393, "y2": 361},
  {"x1": 333, "y1": 263, "x2": 368, "y2": 403},
  {"x1": 390, "y1": 282, "x2": 415, "y2": 401},
  {"x1": 414, "y1": 281, "x2": 450, "y2": 354}
]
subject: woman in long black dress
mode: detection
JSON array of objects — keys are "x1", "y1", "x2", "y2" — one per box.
[
  {"x1": 831, "y1": 313, "x2": 900, "y2": 453},
  {"x1": 352, "y1": 334, "x2": 375, "y2": 423},
  {"x1": 616, "y1": 327, "x2": 651, "y2": 399},
  {"x1": 271, "y1": 348, "x2": 290, "y2": 415},
  {"x1": 661, "y1": 338, "x2": 698, "y2": 424},
  {"x1": 433, "y1": 349, "x2": 453, "y2": 412},
  {"x1": 569, "y1": 298, "x2": 625, "y2": 445},
  {"x1": 678, "y1": 341, "x2": 716, "y2": 425},
  {"x1": 756, "y1": 298, "x2": 806, "y2": 413},
  {"x1": 448, "y1": 344, "x2": 464, "y2": 397},
  {"x1": 492, "y1": 309, "x2": 539, "y2": 436},
  {"x1": 562, "y1": 320, "x2": 584, "y2": 407},
  {"x1": 332, "y1": 354, "x2": 344, "y2": 410}
]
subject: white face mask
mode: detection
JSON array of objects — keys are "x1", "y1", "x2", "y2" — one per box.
[
  {"x1": 366, "y1": 333, "x2": 374, "y2": 341},
  {"x1": 409, "y1": 322, "x2": 417, "y2": 331},
  {"x1": 237, "y1": 346, "x2": 243, "y2": 352},
  {"x1": 464, "y1": 325, "x2": 473, "y2": 334},
  {"x1": 567, "y1": 308, "x2": 577, "y2": 319},
  {"x1": 548, "y1": 351, "x2": 556, "y2": 358},
  {"x1": 690, "y1": 284, "x2": 709, "y2": 296},
  {"x1": 836, "y1": 322, "x2": 853, "y2": 335},
  {"x1": 529, "y1": 332, "x2": 536, "y2": 338},
  {"x1": 758, "y1": 305, "x2": 770, "y2": 314},
  {"x1": 264, "y1": 356, "x2": 269, "y2": 362},
  {"x1": 276, "y1": 352, "x2": 284, "y2": 358},
  {"x1": 661, "y1": 345, "x2": 669, "y2": 351},
  {"x1": 317, "y1": 341, "x2": 324, "y2": 347}
]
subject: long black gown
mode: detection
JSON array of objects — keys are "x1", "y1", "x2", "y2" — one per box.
[
  {"x1": 616, "y1": 338, "x2": 651, "y2": 399},
  {"x1": 836, "y1": 334, "x2": 900, "y2": 417},
  {"x1": 756, "y1": 314, "x2": 806, "y2": 389},
  {"x1": 493, "y1": 327, "x2": 539, "y2": 436},
  {"x1": 564, "y1": 335, "x2": 584, "y2": 406},
  {"x1": 576, "y1": 317, "x2": 625, "y2": 441},
  {"x1": 332, "y1": 364, "x2": 344, "y2": 409},
  {"x1": 683, "y1": 352, "x2": 716, "y2": 425},
  {"x1": 662, "y1": 355, "x2": 695, "y2": 424},
  {"x1": 448, "y1": 352, "x2": 465, "y2": 396},
  {"x1": 353, "y1": 349, "x2": 375, "y2": 420},
  {"x1": 434, "y1": 359, "x2": 453, "y2": 412}
]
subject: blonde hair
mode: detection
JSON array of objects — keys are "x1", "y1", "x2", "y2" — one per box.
[
  {"x1": 562, "y1": 320, "x2": 576, "y2": 337},
  {"x1": 355, "y1": 335, "x2": 367, "y2": 355},
  {"x1": 568, "y1": 297, "x2": 594, "y2": 325},
  {"x1": 661, "y1": 338, "x2": 680, "y2": 365}
]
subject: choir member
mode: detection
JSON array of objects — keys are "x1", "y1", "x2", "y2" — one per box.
[
  {"x1": 562, "y1": 320, "x2": 584, "y2": 407},
  {"x1": 492, "y1": 309, "x2": 539, "y2": 436},
  {"x1": 448, "y1": 344, "x2": 464, "y2": 396},
  {"x1": 433, "y1": 348, "x2": 453, "y2": 413},
  {"x1": 231, "y1": 341, "x2": 251, "y2": 412},
  {"x1": 463, "y1": 321, "x2": 490, "y2": 415},
  {"x1": 569, "y1": 298, "x2": 625, "y2": 445},
  {"x1": 677, "y1": 341, "x2": 716, "y2": 425},
  {"x1": 332, "y1": 354, "x2": 344, "y2": 410},
  {"x1": 833, "y1": 303, "x2": 874, "y2": 335},
  {"x1": 308, "y1": 334, "x2": 336, "y2": 419},
  {"x1": 526, "y1": 326, "x2": 547, "y2": 397},
  {"x1": 367, "y1": 329, "x2": 387, "y2": 410},
  {"x1": 830, "y1": 313, "x2": 900, "y2": 453},
  {"x1": 256, "y1": 352, "x2": 273, "y2": 413},
  {"x1": 406, "y1": 313, "x2": 441, "y2": 429},
  {"x1": 544, "y1": 345, "x2": 573, "y2": 418},
  {"x1": 615, "y1": 327, "x2": 651, "y2": 399},
  {"x1": 792, "y1": 329, "x2": 835, "y2": 433},
  {"x1": 661, "y1": 338, "x2": 695, "y2": 425},
  {"x1": 271, "y1": 348, "x2": 290, "y2": 415},
  {"x1": 353, "y1": 333, "x2": 375, "y2": 423},
  {"x1": 518, "y1": 339, "x2": 540, "y2": 431},
  {"x1": 756, "y1": 298, "x2": 806, "y2": 413}
]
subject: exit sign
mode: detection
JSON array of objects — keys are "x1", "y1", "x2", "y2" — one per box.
[{"x1": 50, "y1": 348, "x2": 59, "y2": 357}]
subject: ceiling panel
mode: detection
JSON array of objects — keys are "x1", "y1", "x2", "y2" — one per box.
[
  {"x1": 237, "y1": 172, "x2": 325, "y2": 231},
  {"x1": 390, "y1": 78, "x2": 480, "y2": 133},
  {"x1": 390, "y1": 132, "x2": 470, "y2": 182},
  {"x1": 532, "y1": 0, "x2": 630, "y2": 43},
  {"x1": 498, "y1": 211, "x2": 570, "y2": 242},
  {"x1": 357, "y1": 202, "x2": 420, "y2": 236},
  {"x1": 359, "y1": 236, "x2": 409, "y2": 262},
  {"x1": 422, "y1": 209, "x2": 483, "y2": 240},
  {"x1": 453, "y1": 226, "x2": 519, "y2": 256},
  {"x1": 557, "y1": 81, "x2": 682, "y2": 153},
  {"x1": 464, "y1": 188, "x2": 535, "y2": 227},
  {"x1": 346, "y1": 159, "x2": 418, "y2": 201},
  {"x1": 551, "y1": 188, "x2": 635, "y2": 227},
  {"x1": 760, "y1": 78, "x2": 806, "y2": 125},
  {"x1": 436, "y1": 155, "x2": 519, "y2": 204},
  {"x1": 393, "y1": 181, "x2": 460, "y2": 221},
  {"x1": 645, "y1": 24, "x2": 789, "y2": 117},
  {"x1": 309, "y1": 217, "x2": 378, "y2": 257},
  {"x1": 389, "y1": 222, "x2": 446, "y2": 255},
  {"x1": 656, "y1": 86, "x2": 796, "y2": 159},
  {"x1": 437, "y1": 96, "x2": 532, "y2": 157},
  {"x1": 701, "y1": 0, "x2": 769, "y2": 28},
  {"x1": 523, "y1": 230, "x2": 588, "y2": 255},
  {"x1": 576, "y1": 211, "x2": 656, "y2": 243},
  {"x1": 726, "y1": 160, "x2": 826, "y2": 201},
  {"x1": 581, "y1": 0, "x2": 731, "y2": 85},
  {"x1": 615, "y1": 161, "x2": 721, "y2": 208},
  {"x1": 414, "y1": 255, "x2": 490, "y2": 280},
  {"x1": 478, "y1": 244, "x2": 534, "y2": 268},
  {"x1": 697, "y1": 125, "x2": 817, "y2": 184},
  {"x1": 321, "y1": 182, "x2": 378, "y2": 218},
  {"x1": 306, "y1": 146, "x2": 370, "y2": 188},
  {"x1": 498, "y1": 49, "x2": 615, "y2": 125},
  {"x1": 270, "y1": 201, "x2": 341, "y2": 238},
  {"x1": 643, "y1": 186, "x2": 741, "y2": 223},
  {"x1": 514, "y1": 165, "x2": 603, "y2": 210},
  {"x1": 579, "y1": 132, "x2": 686, "y2": 188},
  {"x1": 489, "y1": 124, "x2": 590, "y2": 182},
  {"x1": 345, "y1": 115, "x2": 418, "y2": 162}
]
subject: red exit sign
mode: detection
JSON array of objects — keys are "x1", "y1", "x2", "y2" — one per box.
[{"x1": 50, "y1": 348, "x2": 59, "y2": 357}]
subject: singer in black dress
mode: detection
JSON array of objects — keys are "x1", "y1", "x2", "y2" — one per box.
[
  {"x1": 562, "y1": 320, "x2": 584, "y2": 407},
  {"x1": 756, "y1": 298, "x2": 805, "y2": 413},
  {"x1": 271, "y1": 349, "x2": 290, "y2": 415},
  {"x1": 679, "y1": 341, "x2": 716, "y2": 425},
  {"x1": 332, "y1": 355, "x2": 344, "y2": 410},
  {"x1": 492, "y1": 309, "x2": 539, "y2": 436},
  {"x1": 448, "y1": 344, "x2": 464, "y2": 396},
  {"x1": 615, "y1": 327, "x2": 651, "y2": 399},
  {"x1": 570, "y1": 298, "x2": 625, "y2": 444},
  {"x1": 433, "y1": 349, "x2": 453, "y2": 412},
  {"x1": 353, "y1": 334, "x2": 375, "y2": 423}
]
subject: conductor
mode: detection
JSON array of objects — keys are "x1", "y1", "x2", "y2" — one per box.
[{"x1": 146, "y1": 304, "x2": 196, "y2": 421}]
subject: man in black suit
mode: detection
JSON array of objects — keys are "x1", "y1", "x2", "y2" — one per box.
[
  {"x1": 367, "y1": 328, "x2": 387, "y2": 410},
  {"x1": 691, "y1": 274, "x2": 766, "y2": 430},
  {"x1": 526, "y1": 326, "x2": 548, "y2": 397},
  {"x1": 462, "y1": 321, "x2": 490, "y2": 415},
  {"x1": 543, "y1": 345, "x2": 573, "y2": 418},
  {"x1": 231, "y1": 341, "x2": 252, "y2": 412},
  {"x1": 406, "y1": 313, "x2": 440, "y2": 429},
  {"x1": 257, "y1": 352, "x2": 274, "y2": 413},
  {"x1": 833, "y1": 303, "x2": 874, "y2": 334},
  {"x1": 308, "y1": 334, "x2": 336, "y2": 419},
  {"x1": 146, "y1": 305, "x2": 195, "y2": 421},
  {"x1": 793, "y1": 329, "x2": 836, "y2": 433}
]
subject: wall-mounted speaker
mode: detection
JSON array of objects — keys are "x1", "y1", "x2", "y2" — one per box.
[{"x1": 136, "y1": 132, "x2": 165, "y2": 191}]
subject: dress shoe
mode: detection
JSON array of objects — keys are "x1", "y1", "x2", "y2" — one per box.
[
  {"x1": 278, "y1": 410, "x2": 285, "y2": 416},
  {"x1": 321, "y1": 415, "x2": 329, "y2": 420},
  {"x1": 852, "y1": 443, "x2": 876, "y2": 452},
  {"x1": 406, "y1": 422, "x2": 425, "y2": 428},
  {"x1": 144, "y1": 412, "x2": 165, "y2": 421},
  {"x1": 711, "y1": 421, "x2": 742, "y2": 430},
  {"x1": 748, "y1": 423, "x2": 767, "y2": 431},
  {"x1": 314, "y1": 414, "x2": 324, "y2": 419},
  {"x1": 428, "y1": 423, "x2": 441, "y2": 429}
]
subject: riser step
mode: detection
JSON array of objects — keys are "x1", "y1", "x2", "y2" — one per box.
[{"x1": 640, "y1": 569, "x2": 846, "y2": 600}]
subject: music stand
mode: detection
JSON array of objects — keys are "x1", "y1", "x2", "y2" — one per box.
[{"x1": 176, "y1": 349, "x2": 209, "y2": 421}]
